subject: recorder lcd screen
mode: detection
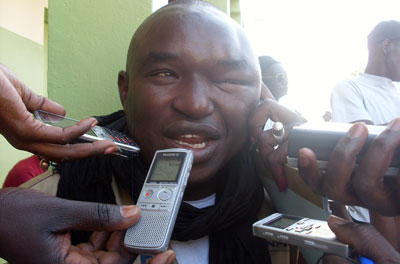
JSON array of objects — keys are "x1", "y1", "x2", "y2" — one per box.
[
  {"x1": 264, "y1": 215, "x2": 300, "y2": 229},
  {"x1": 148, "y1": 154, "x2": 184, "y2": 182}
]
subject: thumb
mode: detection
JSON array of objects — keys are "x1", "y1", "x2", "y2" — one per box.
[
  {"x1": 328, "y1": 215, "x2": 400, "y2": 263},
  {"x1": 56, "y1": 199, "x2": 141, "y2": 232}
]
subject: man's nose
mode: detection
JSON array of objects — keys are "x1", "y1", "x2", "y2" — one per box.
[{"x1": 172, "y1": 76, "x2": 214, "y2": 119}]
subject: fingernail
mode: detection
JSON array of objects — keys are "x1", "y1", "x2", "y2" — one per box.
[
  {"x1": 120, "y1": 205, "x2": 140, "y2": 218},
  {"x1": 277, "y1": 176, "x2": 287, "y2": 192},
  {"x1": 298, "y1": 152, "x2": 309, "y2": 168},
  {"x1": 389, "y1": 118, "x2": 400, "y2": 130},
  {"x1": 276, "y1": 166, "x2": 288, "y2": 192},
  {"x1": 104, "y1": 146, "x2": 118, "y2": 154},
  {"x1": 328, "y1": 215, "x2": 347, "y2": 227},
  {"x1": 90, "y1": 119, "x2": 98, "y2": 128},
  {"x1": 348, "y1": 123, "x2": 365, "y2": 137},
  {"x1": 166, "y1": 250, "x2": 176, "y2": 264}
]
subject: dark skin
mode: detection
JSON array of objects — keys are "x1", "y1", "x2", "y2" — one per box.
[
  {"x1": 0, "y1": 188, "x2": 175, "y2": 264},
  {"x1": 298, "y1": 121, "x2": 400, "y2": 215},
  {"x1": 119, "y1": 3, "x2": 268, "y2": 200},
  {"x1": 297, "y1": 121, "x2": 400, "y2": 262},
  {"x1": 0, "y1": 66, "x2": 175, "y2": 263},
  {"x1": 0, "y1": 64, "x2": 118, "y2": 161}
]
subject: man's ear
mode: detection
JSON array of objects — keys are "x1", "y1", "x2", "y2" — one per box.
[
  {"x1": 382, "y1": 39, "x2": 391, "y2": 55},
  {"x1": 118, "y1": 71, "x2": 129, "y2": 108}
]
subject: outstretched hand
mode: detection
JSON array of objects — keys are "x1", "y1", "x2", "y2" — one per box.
[
  {"x1": 248, "y1": 96, "x2": 306, "y2": 191},
  {"x1": 298, "y1": 120, "x2": 400, "y2": 216},
  {"x1": 0, "y1": 188, "x2": 176, "y2": 264},
  {"x1": 327, "y1": 215, "x2": 400, "y2": 264},
  {"x1": 0, "y1": 64, "x2": 117, "y2": 161}
]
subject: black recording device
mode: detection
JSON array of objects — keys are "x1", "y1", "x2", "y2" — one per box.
[{"x1": 287, "y1": 122, "x2": 400, "y2": 177}]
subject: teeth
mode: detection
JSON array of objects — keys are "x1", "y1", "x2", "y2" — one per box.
[
  {"x1": 181, "y1": 134, "x2": 201, "y2": 139},
  {"x1": 175, "y1": 140, "x2": 206, "y2": 149}
]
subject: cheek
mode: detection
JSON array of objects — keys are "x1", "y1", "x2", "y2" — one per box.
[{"x1": 220, "y1": 94, "x2": 259, "y2": 145}]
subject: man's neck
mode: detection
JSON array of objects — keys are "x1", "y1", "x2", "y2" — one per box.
[{"x1": 183, "y1": 177, "x2": 217, "y2": 201}]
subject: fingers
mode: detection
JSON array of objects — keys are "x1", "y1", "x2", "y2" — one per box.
[
  {"x1": 322, "y1": 123, "x2": 368, "y2": 204},
  {"x1": 248, "y1": 99, "x2": 305, "y2": 143},
  {"x1": 299, "y1": 123, "x2": 368, "y2": 205},
  {"x1": 352, "y1": 119, "x2": 400, "y2": 215},
  {"x1": 328, "y1": 216, "x2": 400, "y2": 263},
  {"x1": 26, "y1": 139, "x2": 117, "y2": 162},
  {"x1": 28, "y1": 115, "x2": 97, "y2": 143},
  {"x1": 298, "y1": 148, "x2": 324, "y2": 195},
  {"x1": 149, "y1": 250, "x2": 176, "y2": 264},
  {"x1": 56, "y1": 201, "x2": 141, "y2": 233}
]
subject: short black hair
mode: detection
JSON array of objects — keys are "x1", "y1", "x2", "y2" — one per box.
[
  {"x1": 368, "y1": 20, "x2": 400, "y2": 44},
  {"x1": 258, "y1": 56, "x2": 279, "y2": 73}
]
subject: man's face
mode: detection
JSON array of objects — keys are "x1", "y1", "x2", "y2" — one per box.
[
  {"x1": 120, "y1": 6, "x2": 261, "y2": 189},
  {"x1": 261, "y1": 63, "x2": 288, "y2": 100}
]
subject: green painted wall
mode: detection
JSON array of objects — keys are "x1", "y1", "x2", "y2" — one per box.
[
  {"x1": 0, "y1": 26, "x2": 46, "y2": 185},
  {"x1": 47, "y1": 0, "x2": 152, "y2": 119},
  {"x1": 208, "y1": 0, "x2": 229, "y2": 14}
]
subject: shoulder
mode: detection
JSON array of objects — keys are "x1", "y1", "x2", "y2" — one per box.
[
  {"x1": 332, "y1": 77, "x2": 361, "y2": 95},
  {"x1": 19, "y1": 169, "x2": 60, "y2": 196},
  {"x1": 3, "y1": 155, "x2": 45, "y2": 187}
]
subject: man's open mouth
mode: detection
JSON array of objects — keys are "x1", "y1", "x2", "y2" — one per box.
[{"x1": 173, "y1": 134, "x2": 208, "y2": 149}]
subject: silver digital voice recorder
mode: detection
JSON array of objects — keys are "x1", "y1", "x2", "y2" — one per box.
[
  {"x1": 124, "y1": 148, "x2": 193, "y2": 255},
  {"x1": 253, "y1": 213, "x2": 350, "y2": 256}
]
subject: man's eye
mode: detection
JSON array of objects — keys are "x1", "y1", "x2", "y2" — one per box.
[
  {"x1": 157, "y1": 72, "x2": 172, "y2": 77},
  {"x1": 220, "y1": 79, "x2": 246, "y2": 85},
  {"x1": 148, "y1": 71, "x2": 177, "y2": 78}
]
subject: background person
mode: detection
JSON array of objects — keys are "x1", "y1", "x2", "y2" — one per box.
[
  {"x1": 330, "y1": 20, "x2": 400, "y2": 250},
  {"x1": 259, "y1": 55, "x2": 289, "y2": 101}
]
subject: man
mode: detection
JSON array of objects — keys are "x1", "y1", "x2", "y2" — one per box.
[
  {"x1": 330, "y1": 20, "x2": 400, "y2": 223},
  {"x1": 331, "y1": 20, "x2": 400, "y2": 126},
  {"x1": 22, "y1": 1, "x2": 304, "y2": 263},
  {"x1": 259, "y1": 56, "x2": 289, "y2": 101}
]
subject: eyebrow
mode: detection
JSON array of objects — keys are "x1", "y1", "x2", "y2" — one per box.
[
  {"x1": 216, "y1": 59, "x2": 249, "y2": 70},
  {"x1": 142, "y1": 52, "x2": 250, "y2": 70},
  {"x1": 143, "y1": 52, "x2": 179, "y2": 66}
]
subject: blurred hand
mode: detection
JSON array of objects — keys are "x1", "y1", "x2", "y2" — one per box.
[
  {"x1": 327, "y1": 215, "x2": 400, "y2": 264},
  {"x1": 70, "y1": 231, "x2": 176, "y2": 264},
  {"x1": 0, "y1": 64, "x2": 117, "y2": 161},
  {"x1": 0, "y1": 188, "x2": 141, "y2": 264},
  {"x1": 298, "y1": 120, "x2": 400, "y2": 216},
  {"x1": 248, "y1": 95, "x2": 306, "y2": 191}
]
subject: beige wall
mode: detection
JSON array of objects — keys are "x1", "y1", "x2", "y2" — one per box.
[
  {"x1": 0, "y1": 0, "x2": 47, "y2": 185},
  {"x1": 0, "y1": 0, "x2": 48, "y2": 44}
]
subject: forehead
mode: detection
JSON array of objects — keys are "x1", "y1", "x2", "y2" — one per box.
[{"x1": 132, "y1": 5, "x2": 256, "y2": 68}]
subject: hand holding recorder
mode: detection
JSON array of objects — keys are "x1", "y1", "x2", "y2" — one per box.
[
  {"x1": 0, "y1": 64, "x2": 118, "y2": 161},
  {"x1": 248, "y1": 96, "x2": 306, "y2": 191},
  {"x1": 297, "y1": 120, "x2": 400, "y2": 216}
]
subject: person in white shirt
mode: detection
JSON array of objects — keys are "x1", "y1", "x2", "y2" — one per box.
[{"x1": 330, "y1": 20, "x2": 400, "y2": 246}]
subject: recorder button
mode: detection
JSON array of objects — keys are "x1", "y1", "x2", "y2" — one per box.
[
  {"x1": 158, "y1": 189, "x2": 172, "y2": 201},
  {"x1": 143, "y1": 190, "x2": 153, "y2": 198},
  {"x1": 304, "y1": 240, "x2": 315, "y2": 246},
  {"x1": 263, "y1": 231, "x2": 273, "y2": 237},
  {"x1": 277, "y1": 235, "x2": 288, "y2": 240},
  {"x1": 149, "y1": 204, "x2": 160, "y2": 210}
]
